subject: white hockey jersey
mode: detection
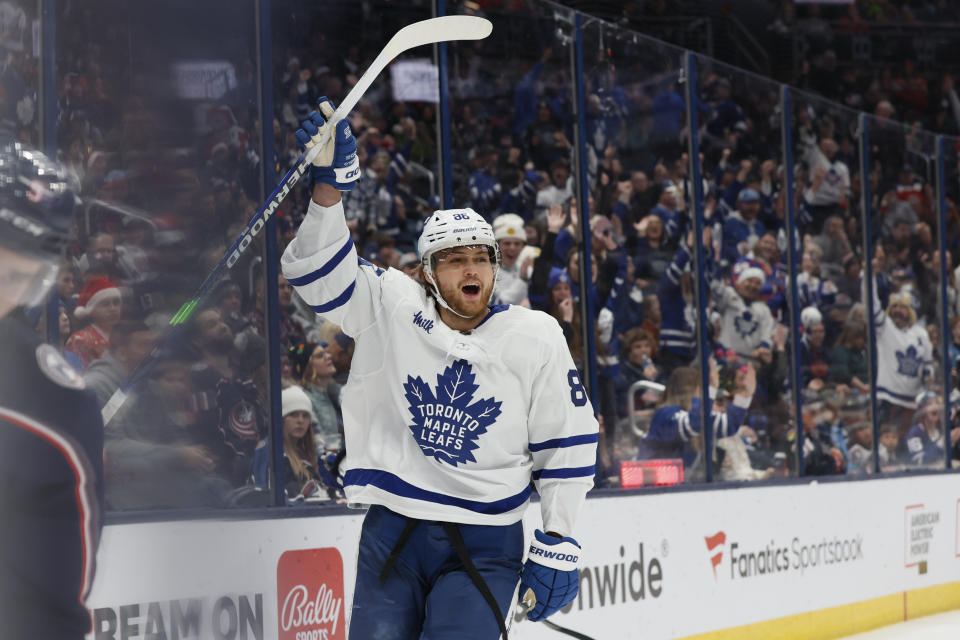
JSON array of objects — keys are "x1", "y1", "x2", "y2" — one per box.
[
  {"x1": 711, "y1": 282, "x2": 776, "y2": 358},
  {"x1": 873, "y1": 308, "x2": 933, "y2": 409},
  {"x1": 803, "y1": 145, "x2": 850, "y2": 207},
  {"x1": 281, "y1": 200, "x2": 598, "y2": 535}
]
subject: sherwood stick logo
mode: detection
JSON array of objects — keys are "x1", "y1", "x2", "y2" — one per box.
[
  {"x1": 704, "y1": 529, "x2": 864, "y2": 581},
  {"x1": 704, "y1": 531, "x2": 726, "y2": 580},
  {"x1": 227, "y1": 162, "x2": 308, "y2": 268}
]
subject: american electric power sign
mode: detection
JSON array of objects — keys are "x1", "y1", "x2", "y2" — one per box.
[{"x1": 704, "y1": 529, "x2": 865, "y2": 581}]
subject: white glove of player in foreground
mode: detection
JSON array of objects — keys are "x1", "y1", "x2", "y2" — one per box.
[{"x1": 294, "y1": 97, "x2": 360, "y2": 191}]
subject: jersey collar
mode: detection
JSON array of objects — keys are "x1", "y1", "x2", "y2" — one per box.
[{"x1": 474, "y1": 304, "x2": 509, "y2": 329}]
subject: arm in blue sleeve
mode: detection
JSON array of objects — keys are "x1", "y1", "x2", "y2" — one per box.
[
  {"x1": 657, "y1": 241, "x2": 691, "y2": 296},
  {"x1": 553, "y1": 230, "x2": 574, "y2": 269},
  {"x1": 613, "y1": 201, "x2": 630, "y2": 232},
  {"x1": 688, "y1": 395, "x2": 746, "y2": 440},
  {"x1": 387, "y1": 141, "x2": 413, "y2": 189},
  {"x1": 720, "y1": 180, "x2": 743, "y2": 210},
  {"x1": 720, "y1": 398, "x2": 751, "y2": 438},
  {"x1": 252, "y1": 443, "x2": 269, "y2": 488},
  {"x1": 685, "y1": 395, "x2": 715, "y2": 439}
]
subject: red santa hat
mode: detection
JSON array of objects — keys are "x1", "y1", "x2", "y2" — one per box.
[{"x1": 74, "y1": 277, "x2": 121, "y2": 319}]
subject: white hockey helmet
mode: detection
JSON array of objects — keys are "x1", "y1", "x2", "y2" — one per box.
[{"x1": 417, "y1": 207, "x2": 500, "y2": 318}]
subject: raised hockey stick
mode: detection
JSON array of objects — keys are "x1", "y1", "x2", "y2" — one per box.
[
  {"x1": 99, "y1": 15, "x2": 493, "y2": 424},
  {"x1": 519, "y1": 589, "x2": 598, "y2": 640}
]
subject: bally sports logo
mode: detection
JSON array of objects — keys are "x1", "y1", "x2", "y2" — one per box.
[
  {"x1": 277, "y1": 548, "x2": 345, "y2": 640},
  {"x1": 705, "y1": 531, "x2": 726, "y2": 580}
]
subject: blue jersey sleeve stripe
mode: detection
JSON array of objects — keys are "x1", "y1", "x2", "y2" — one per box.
[
  {"x1": 531, "y1": 465, "x2": 595, "y2": 480},
  {"x1": 287, "y1": 236, "x2": 354, "y2": 286},
  {"x1": 343, "y1": 468, "x2": 531, "y2": 515},
  {"x1": 528, "y1": 433, "x2": 599, "y2": 452},
  {"x1": 357, "y1": 257, "x2": 385, "y2": 276},
  {"x1": 310, "y1": 281, "x2": 356, "y2": 313}
]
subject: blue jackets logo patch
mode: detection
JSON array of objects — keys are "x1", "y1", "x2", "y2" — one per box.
[{"x1": 403, "y1": 359, "x2": 502, "y2": 466}]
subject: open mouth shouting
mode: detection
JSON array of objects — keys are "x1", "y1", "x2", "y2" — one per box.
[{"x1": 461, "y1": 282, "x2": 482, "y2": 299}]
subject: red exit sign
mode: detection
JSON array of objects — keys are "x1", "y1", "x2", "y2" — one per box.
[{"x1": 620, "y1": 459, "x2": 684, "y2": 489}]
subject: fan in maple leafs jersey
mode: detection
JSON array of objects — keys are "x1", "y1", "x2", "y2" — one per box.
[
  {"x1": 871, "y1": 281, "x2": 934, "y2": 422},
  {"x1": 283, "y1": 99, "x2": 597, "y2": 639}
]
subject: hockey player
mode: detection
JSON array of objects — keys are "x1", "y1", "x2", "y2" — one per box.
[
  {"x1": 283, "y1": 99, "x2": 598, "y2": 639},
  {"x1": 0, "y1": 142, "x2": 104, "y2": 638}
]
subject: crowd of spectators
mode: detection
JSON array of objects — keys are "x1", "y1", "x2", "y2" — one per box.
[
  {"x1": 568, "y1": 1, "x2": 960, "y2": 138},
  {"x1": 5, "y1": 0, "x2": 960, "y2": 511},
  {"x1": 770, "y1": 0, "x2": 960, "y2": 137}
]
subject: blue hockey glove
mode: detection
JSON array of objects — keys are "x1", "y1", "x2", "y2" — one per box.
[
  {"x1": 294, "y1": 97, "x2": 360, "y2": 191},
  {"x1": 518, "y1": 529, "x2": 580, "y2": 621}
]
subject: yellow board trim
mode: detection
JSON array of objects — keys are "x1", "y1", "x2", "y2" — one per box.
[{"x1": 678, "y1": 581, "x2": 960, "y2": 640}]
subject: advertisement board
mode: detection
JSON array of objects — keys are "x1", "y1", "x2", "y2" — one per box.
[
  {"x1": 86, "y1": 474, "x2": 960, "y2": 639},
  {"x1": 390, "y1": 59, "x2": 440, "y2": 103}
]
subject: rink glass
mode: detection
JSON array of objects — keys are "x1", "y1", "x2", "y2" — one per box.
[
  {"x1": 864, "y1": 116, "x2": 948, "y2": 473},
  {"x1": 16, "y1": 0, "x2": 960, "y2": 516},
  {"x1": 53, "y1": 0, "x2": 277, "y2": 510},
  {"x1": 692, "y1": 54, "x2": 799, "y2": 482},
  {"x1": 786, "y1": 89, "x2": 877, "y2": 476},
  {"x1": 577, "y1": 20, "x2": 701, "y2": 483}
]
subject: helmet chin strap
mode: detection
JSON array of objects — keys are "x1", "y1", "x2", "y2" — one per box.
[{"x1": 432, "y1": 285, "x2": 479, "y2": 319}]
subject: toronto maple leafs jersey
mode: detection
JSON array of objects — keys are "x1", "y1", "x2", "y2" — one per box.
[
  {"x1": 281, "y1": 200, "x2": 598, "y2": 535},
  {"x1": 711, "y1": 282, "x2": 775, "y2": 358},
  {"x1": 872, "y1": 286, "x2": 934, "y2": 408}
]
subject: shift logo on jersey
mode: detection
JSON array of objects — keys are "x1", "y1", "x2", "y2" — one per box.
[
  {"x1": 896, "y1": 345, "x2": 922, "y2": 377},
  {"x1": 404, "y1": 359, "x2": 502, "y2": 466},
  {"x1": 413, "y1": 310, "x2": 434, "y2": 334}
]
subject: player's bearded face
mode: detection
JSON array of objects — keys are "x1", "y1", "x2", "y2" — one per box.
[{"x1": 432, "y1": 246, "x2": 495, "y2": 317}]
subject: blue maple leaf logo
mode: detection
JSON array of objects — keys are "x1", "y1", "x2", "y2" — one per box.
[
  {"x1": 403, "y1": 359, "x2": 502, "y2": 466},
  {"x1": 734, "y1": 311, "x2": 758, "y2": 340},
  {"x1": 896, "y1": 345, "x2": 922, "y2": 377}
]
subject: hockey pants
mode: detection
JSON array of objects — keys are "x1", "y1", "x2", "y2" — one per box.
[{"x1": 349, "y1": 505, "x2": 524, "y2": 639}]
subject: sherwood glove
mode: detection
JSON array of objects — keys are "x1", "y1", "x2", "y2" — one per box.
[
  {"x1": 294, "y1": 97, "x2": 360, "y2": 191},
  {"x1": 519, "y1": 529, "x2": 580, "y2": 621}
]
